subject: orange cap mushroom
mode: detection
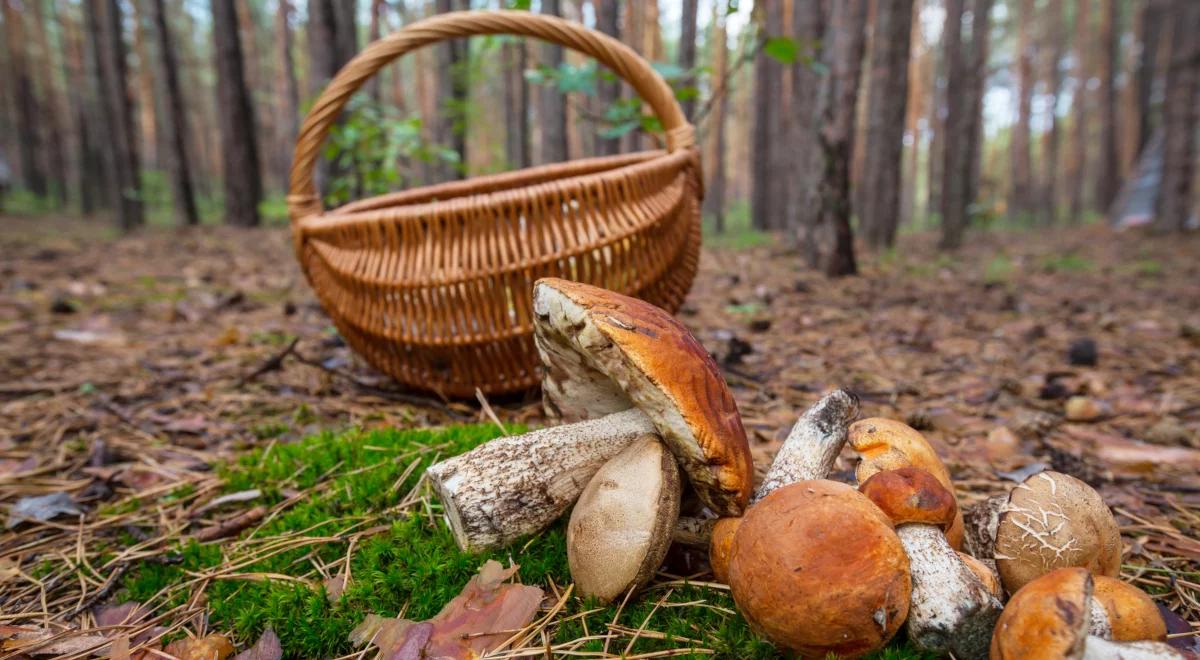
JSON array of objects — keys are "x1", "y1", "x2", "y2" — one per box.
[{"x1": 1091, "y1": 576, "x2": 1168, "y2": 642}]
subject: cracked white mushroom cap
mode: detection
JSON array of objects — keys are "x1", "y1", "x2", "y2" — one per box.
[
  {"x1": 993, "y1": 471, "x2": 1122, "y2": 594},
  {"x1": 860, "y1": 467, "x2": 1002, "y2": 660},
  {"x1": 533, "y1": 278, "x2": 753, "y2": 516},
  {"x1": 990, "y1": 568, "x2": 1187, "y2": 660},
  {"x1": 567, "y1": 435, "x2": 681, "y2": 603},
  {"x1": 727, "y1": 480, "x2": 911, "y2": 657}
]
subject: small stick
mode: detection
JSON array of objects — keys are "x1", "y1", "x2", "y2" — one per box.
[
  {"x1": 236, "y1": 337, "x2": 299, "y2": 387},
  {"x1": 192, "y1": 506, "x2": 267, "y2": 543}
]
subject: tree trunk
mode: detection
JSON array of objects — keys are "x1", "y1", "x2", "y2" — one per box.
[
  {"x1": 1040, "y1": 0, "x2": 1064, "y2": 223},
  {"x1": 88, "y1": 0, "x2": 144, "y2": 230},
  {"x1": 861, "y1": 0, "x2": 914, "y2": 249},
  {"x1": 679, "y1": 0, "x2": 699, "y2": 120},
  {"x1": 1009, "y1": 0, "x2": 1035, "y2": 221},
  {"x1": 212, "y1": 0, "x2": 261, "y2": 226},
  {"x1": 1067, "y1": 0, "x2": 1092, "y2": 223},
  {"x1": 938, "y1": 0, "x2": 967, "y2": 249},
  {"x1": 963, "y1": 0, "x2": 992, "y2": 214},
  {"x1": 430, "y1": 0, "x2": 467, "y2": 181},
  {"x1": 307, "y1": 0, "x2": 338, "y2": 97},
  {"x1": 3, "y1": 1, "x2": 47, "y2": 198},
  {"x1": 29, "y1": 0, "x2": 68, "y2": 206},
  {"x1": 808, "y1": 0, "x2": 866, "y2": 276},
  {"x1": 751, "y1": 0, "x2": 787, "y2": 230},
  {"x1": 1096, "y1": 0, "x2": 1120, "y2": 213},
  {"x1": 540, "y1": 0, "x2": 568, "y2": 164},
  {"x1": 1156, "y1": 0, "x2": 1200, "y2": 232},
  {"x1": 146, "y1": 0, "x2": 198, "y2": 225},
  {"x1": 366, "y1": 0, "x2": 385, "y2": 103},
  {"x1": 235, "y1": 0, "x2": 270, "y2": 189},
  {"x1": 334, "y1": 0, "x2": 358, "y2": 67},
  {"x1": 594, "y1": 0, "x2": 620, "y2": 156},
  {"x1": 705, "y1": 4, "x2": 729, "y2": 233},
  {"x1": 275, "y1": 0, "x2": 300, "y2": 187},
  {"x1": 1132, "y1": 1, "x2": 1164, "y2": 161},
  {"x1": 787, "y1": 0, "x2": 825, "y2": 233},
  {"x1": 927, "y1": 41, "x2": 946, "y2": 222},
  {"x1": 504, "y1": 40, "x2": 530, "y2": 169},
  {"x1": 130, "y1": 1, "x2": 158, "y2": 171},
  {"x1": 60, "y1": 2, "x2": 101, "y2": 214},
  {"x1": 903, "y1": 0, "x2": 928, "y2": 226}
]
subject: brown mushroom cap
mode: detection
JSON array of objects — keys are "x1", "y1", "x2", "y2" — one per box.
[
  {"x1": 990, "y1": 567, "x2": 1092, "y2": 660},
  {"x1": 957, "y1": 552, "x2": 1004, "y2": 600},
  {"x1": 708, "y1": 517, "x2": 741, "y2": 584},
  {"x1": 533, "y1": 279, "x2": 753, "y2": 516},
  {"x1": 849, "y1": 418, "x2": 965, "y2": 549},
  {"x1": 859, "y1": 467, "x2": 958, "y2": 530},
  {"x1": 1092, "y1": 576, "x2": 1168, "y2": 642},
  {"x1": 994, "y1": 471, "x2": 1122, "y2": 593},
  {"x1": 567, "y1": 435, "x2": 681, "y2": 603},
  {"x1": 727, "y1": 480, "x2": 911, "y2": 657}
]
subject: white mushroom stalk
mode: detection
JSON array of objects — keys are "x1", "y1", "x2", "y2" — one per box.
[
  {"x1": 1081, "y1": 637, "x2": 1188, "y2": 659},
  {"x1": 754, "y1": 388, "x2": 860, "y2": 500},
  {"x1": 426, "y1": 408, "x2": 656, "y2": 551}
]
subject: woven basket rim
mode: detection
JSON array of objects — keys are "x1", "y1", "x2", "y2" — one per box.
[{"x1": 297, "y1": 149, "x2": 692, "y2": 234}]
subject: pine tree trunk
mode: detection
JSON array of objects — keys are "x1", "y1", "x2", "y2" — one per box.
[
  {"x1": 29, "y1": 0, "x2": 68, "y2": 206},
  {"x1": 130, "y1": 2, "x2": 158, "y2": 171},
  {"x1": 540, "y1": 0, "x2": 568, "y2": 163},
  {"x1": 902, "y1": 0, "x2": 928, "y2": 226},
  {"x1": 1096, "y1": 0, "x2": 1120, "y2": 213},
  {"x1": 705, "y1": 4, "x2": 729, "y2": 233},
  {"x1": 306, "y1": 0, "x2": 339, "y2": 97},
  {"x1": 366, "y1": 0, "x2": 385, "y2": 103},
  {"x1": 335, "y1": 0, "x2": 358, "y2": 66},
  {"x1": 751, "y1": 0, "x2": 786, "y2": 230},
  {"x1": 1156, "y1": 0, "x2": 1200, "y2": 232},
  {"x1": 504, "y1": 40, "x2": 530, "y2": 169},
  {"x1": 809, "y1": 0, "x2": 866, "y2": 276},
  {"x1": 1009, "y1": 0, "x2": 1035, "y2": 221},
  {"x1": 212, "y1": 0, "x2": 261, "y2": 226},
  {"x1": 1067, "y1": 0, "x2": 1092, "y2": 223},
  {"x1": 60, "y1": 3, "x2": 101, "y2": 214},
  {"x1": 963, "y1": 0, "x2": 992, "y2": 212},
  {"x1": 89, "y1": 0, "x2": 144, "y2": 230},
  {"x1": 1040, "y1": 0, "x2": 1064, "y2": 223},
  {"x1": 787, "y1": 0, "x2": 825, "y2": 233},
  {"x1": 679, "y1": 0, "x2": 699, "y2": 120},
  {"x1": 594, "y1": 0, "x2": 620, "y2": 156},
  {"x1": 861, "y1": 0, "x2": 914, "y2": 249},
  {"x1": 938, "y1": 0, "x2": 967, "y2": 249},
  {"x1": 146, "y1": 0, "x2": 198, "y2": 225},
  {"x1": 927, "y1": 37, "x2": 947, "y2": 221},
  {"x1": 275, "y1": 0, "x2": 300, "y2": 187},
  {"x1": 235, "y1": 0, "x2": 269, "y2": 188},
  {"x1": 1132, "y1": 2, "x2": 1164, "y2": 160},
  {"x1": 3, "y1": 1, "x2": 47, "y2": 197}
]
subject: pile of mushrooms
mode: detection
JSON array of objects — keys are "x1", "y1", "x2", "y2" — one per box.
[{"x1": 421, "y1": 279, "x2": 1183, "y2": 659}]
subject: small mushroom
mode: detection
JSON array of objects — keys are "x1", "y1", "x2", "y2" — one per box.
[
  {"x1": 969, "y1": 471, "x2": 1122, "y2": 594},
  {"x1": 860, "y1": 468, "x2": 1002, "y2": 659},
  {"x1": 566, "y1": 435, "x2": 681, "y2": 602},
  {"x1": 1091, "y1": 576, "x2": 1168, "y2": 642},
  {"x1": 426, "y1": 279, "x2": 752, "y2": 550},
  {"x1": 849, "y1": 417, "x2": 966, "y2": 549},
  {"x1": 727, "y1": 480, "x2": 911, "y2": 657},
  {"x1": 990, "y1": 568, "x2": 1186, "y2": 660},
  {"x1": 958, "y1": 552, "x2": 1004, "y2": 600}
]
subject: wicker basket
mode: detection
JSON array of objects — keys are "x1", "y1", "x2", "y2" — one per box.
[{"x1": 287, "y1": 10, "x2": 702, "y2": 397}]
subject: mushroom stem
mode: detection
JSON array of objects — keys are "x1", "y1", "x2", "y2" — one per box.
[
  {"x1": 1082, "y1": 637, "x2": 1188, "y2": 659},
  {"x1": 425, "y1": 408, "x2": 656, "y2": 551},
  {"x1": 754, "y1": 389, "x2": 859, "y2": 502},
  {"x1": 1090, "y1": 599, "x2": 1113, "y2": 639},
  {"x1": 672, "y1": 515, "x2": 716, "y2": 548},
  {"x1": 897, "y1": 524, "x2": 1003, "y2": 660}
]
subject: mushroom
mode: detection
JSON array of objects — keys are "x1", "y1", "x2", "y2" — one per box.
[
  {"x1": 964, "y1": 470, "x2": 1121, "y2": 594},
  {"x1": 726, "y1": 480, "x2": 911, "y2": 657},
  {"x1": 1091, "y1": 576, "x2": 1168, "y2": 642},
  {"x1": 990, "y1": 568, "x2": 1187, "y2": 660},
  {"x1": 671, "y1": 389, "x2": 860, "y2": 581},
  {"x1": 425, "y1": 279, "x2": 752, "y2": 551},
  {"x1": 958, "y1": 552, "x2": 1004, "y2": 601},
  {"x1": 848, "y1": 417, "x2": 966, "y2": 549},
  {"x1": 859, "y1": 468, "x2": 1002, "y2": 659},
  {"x1": 566, "y1": 435, "x2": 681, "y2": 602}
]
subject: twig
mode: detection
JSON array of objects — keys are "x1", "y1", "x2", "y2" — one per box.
[
  {"x1": 235, "y1": 337, "x2": 299, "y2": 388},
  {"x1": 192, "y1": 506, "x2": 267, "y2": 543}
]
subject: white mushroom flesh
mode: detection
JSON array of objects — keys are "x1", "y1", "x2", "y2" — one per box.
[
  {"x1": 1090, "y1": 598, "x2": 1114, "y2": 639},
  {"x1": 754, "y1": 389, "x2": 859, "y2": 501},
  {"x1": 897, "y1": 524, "x2": 1003, "y2": 660},
  {"x1": 1082, "y1": 637, "x2": 1188, "y2": 660}
]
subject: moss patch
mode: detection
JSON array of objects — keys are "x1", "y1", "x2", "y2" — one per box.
[{"x1": 117, "y1": 424, "x2": 926, "y2": 659}]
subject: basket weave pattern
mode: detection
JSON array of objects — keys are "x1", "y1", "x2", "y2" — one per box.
[{"x1": 288, "y1": 11, "x2": 702, "y2": 397}]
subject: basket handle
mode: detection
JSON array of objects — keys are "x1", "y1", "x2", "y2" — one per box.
[{"x1": 288, "y1": 9, "x2": 695, "y2": 223}]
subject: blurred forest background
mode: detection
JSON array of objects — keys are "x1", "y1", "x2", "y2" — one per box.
[{"x1": 1, "y1": 0, "x2": 1198, "y2": 275}]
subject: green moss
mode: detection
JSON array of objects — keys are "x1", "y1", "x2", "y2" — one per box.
[{"x1": 116, "y1": 424, "x2": 925, "y2": 659}]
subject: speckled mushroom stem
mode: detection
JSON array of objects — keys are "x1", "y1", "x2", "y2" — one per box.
[
  {"x1": 753, "y1": 389, "x2": 860, "y2": 502},
  {"x1": 897, "y1": 524, "x2": 1003, "y2": 660},
  {"x1": 425, "y1": 407, "x2": 657, "y2": 551},
  {"x1": 1081, "y1": 638, "x2": 1188, "y2": 659}
]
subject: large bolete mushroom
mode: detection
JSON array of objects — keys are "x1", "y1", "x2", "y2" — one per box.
[
  {"x1": 425, "y1": 279, "x2": 751, "y2": 551},
  {"x1": 965, "y1": 471, "x2": 1122, "y2": 594},
  {"x1": 727, "y1": 480, "x2": 911, "y2": 658},
  {"x1": 1091, "y1": 576, "x2": 1168, "y2": 642},
  {"x1": 849, "y1": 417, "x2": 966, "y2": 550},
  {"x1": 990, "y1": 568, "x2": 1186, "y2": 660},
  {"x1": 860, "y1": 468, "x2": 1002, "y2": 660},
  {"x1": 567, "y1": 435, "x2": 681, "y2": 602}
]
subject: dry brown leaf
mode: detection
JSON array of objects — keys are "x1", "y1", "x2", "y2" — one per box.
[{"x1": 231, "y1": 628, "x2": 281, "y2": 660}]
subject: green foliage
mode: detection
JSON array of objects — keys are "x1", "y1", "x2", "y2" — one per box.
[
  {"x1": 762, "y1": 37, "x2": 799, "y2": 64},
  {"x1": 983, "y1": 254, "x2": 1014, "y2": 283},
  {"x1": 704, "y1": 199, "x2": 771, "y2": 249},
  {"x1": 1039, "y1": 252, "x2": 1094, "y2": 273}
]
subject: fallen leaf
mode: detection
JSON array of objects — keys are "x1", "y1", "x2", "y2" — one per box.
[
  {"x1": 1092, "y1": 439, "x2": 1200, "y2": 474},
  {"x1": 323, "y1": 568, "x2": 347, "y2": 603},
  {"x1": 232, "y1": 628, "x2": 281, "y2": 660},
  {"x1": 0, "y1": 557, "x2": 19, "y2": 585},
  {"x1": 996, "y1": 462, "x2": 1048, "y2": 483},
  {"x1": 164, "y1": 633, "x2": 235, "y2": 660},
  {"x1": 349, "y1": 560, "x2": 544, "y2": 659},
  {"x1": 94, "y1": 601, "x2": 151, "y2": 627},
  {"x1": 6, "y1": 492, "x2": 83, "y2": 528}
]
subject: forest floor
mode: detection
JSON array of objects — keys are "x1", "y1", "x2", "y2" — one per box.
[{"x1": 1, "y1": 213, "x2": 1199, "y2": 658}]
